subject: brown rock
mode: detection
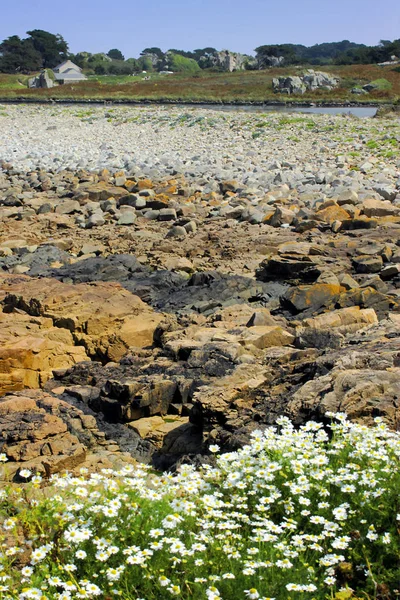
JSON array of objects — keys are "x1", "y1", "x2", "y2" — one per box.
[
  {"x1": 0, "y1": 312, "x2": 88, "y2": 395},
  {"x1": 0, "y1": 274, "x2": 163, "y2": 366},
  {"x1": 0, "y1": 392, "x2": 86, "y2": 477},
  {"x1": 287, "y1": 368, "x2": 400, "y2": 430},
  {"x1": 239, "y1": 326, "x2": 295, "y2": 350},
  {"x1": 299, "y1": 306, "x2": 378, "y2": 335},
  {"x1": 128, "y1": 415, "x2": 189, "y2": 447},
  {"x1": 362, "y1": 198, "x2": 400, "y2": 218},
  {"x1": 352, "y1": 255, "x2": 383, "y2": 274},
  {"x1": 282, "y1": 283, "x2": 344, "y2": 314},
  {"x1": 341, "y1": 216, "x2": 378, "y2": 230},
  {"x1": 315, "y1": 204, "x2": 350, "y2": 224},
  {"x1": 79, "y1": 182, "x2": 129, "y2": 202}
]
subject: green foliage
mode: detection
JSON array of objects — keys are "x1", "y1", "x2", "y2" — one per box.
[
  {"x1": 1, "y1": 415, "x2": 399, "y2": 600},
  {"x1": 108, "y1": 60, "x2": 136, "y2": 75},
  {"x1": 168, "y1": 53, "x2": 201, "y2": 73},
  {"x1": 368, "y1": 78, "x2": 392, "y2": 90},
  {"x1": 107, "y1": 48, "x2": 125, "y2": 61},
  {"x1": 0, "y1": 30, "x2": 67, "y2": 72},
  {"x1": 138, "y1": 56, "x2": 154, "y2": 72},
  {"x1": 255, "y1": 39, "x2": 400, "y2": 67},
  {"x1": 140, "y1": 47, "x2": 165, "y2": 59},
  {"x1": 26, "y1": 29, "x2": 68, "y2": 68},
  {"x1": 0, "y1": 35, "x2": 42, "y2": 73},
  {"x1": 126, "y1": 57, "x2": 139, "y2": 70}
]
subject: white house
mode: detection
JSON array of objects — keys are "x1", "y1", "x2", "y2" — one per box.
[{"x1": 53, "y1": 60, "x2": 87, "y2": 83}]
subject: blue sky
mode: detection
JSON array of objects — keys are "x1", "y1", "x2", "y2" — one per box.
[{"x1": 1, "y1": 0, "x2": 399, "y2": 57}]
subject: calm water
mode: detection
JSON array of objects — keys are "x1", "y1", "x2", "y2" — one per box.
[
  {"x1": 188, "y1": 104, "x2": 377, "y2": 118},
  {"x1": 1, "y1": 99, "x2": 378, "y2": 117}
]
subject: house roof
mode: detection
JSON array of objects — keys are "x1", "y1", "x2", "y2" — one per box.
[
  {"x1": 54, "y1": 72, "x2": 87, "y2": 80},
  {"x1": 54, "y1": 60, "x2": 82, "y2": 73}
]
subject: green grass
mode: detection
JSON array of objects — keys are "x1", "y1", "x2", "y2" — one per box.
[
  {"x1": 1, "y1": 415, "x2": 399, "y2": 600},
  {"x1": 87, "y1": 73, "x2": 163, "y2": 85},
  {"x1": 367, "y1": 78, "x2": 392, "y2": 91}
]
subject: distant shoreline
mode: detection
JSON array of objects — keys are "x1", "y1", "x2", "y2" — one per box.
[{"x1": 0, "y1": 97, "x2": 381, "y2": 108}]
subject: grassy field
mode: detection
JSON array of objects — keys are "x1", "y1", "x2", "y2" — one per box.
[{"x1": 0, "y1": 64, "x2": 399, "y2": 103}]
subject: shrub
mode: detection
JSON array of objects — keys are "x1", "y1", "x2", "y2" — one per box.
[
  {"x1": 368, "y1": 78, "x2": 392, "y2": 90},
  {"x1": 0, "y1": 414, "x2": 399, "y2": 599},
  {"x1": 169, "y1": 53, "x2": 201, "y2": 73}
]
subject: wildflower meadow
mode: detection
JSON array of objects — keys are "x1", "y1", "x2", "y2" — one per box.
[{"x1": 0, "y1": 413, "x2": 399, "y2": 600}]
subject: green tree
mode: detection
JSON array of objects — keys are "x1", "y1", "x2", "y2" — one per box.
[
  {"x1": 126, "y1": 57, "x2": 139, "y2": 70},
  {"x1": 107, "y1": 48, "x2": 124, "y2": 61},
  {"x1": 26, "y1": 29, "x2": 68, "y2": 68},
  {"x1": 71, "y1": 51, "x2": 92, "y2": 68},
  {"x1": 137, "y1": 56, "x2": 154, "y2": 71},
  {"x1": 168, "y1": 53, "x2": 200, "y2": 73},
  {"x1": 140, "y1": 47, "x2": 164, "y2": 59},
  {"x1": 108, "y1": 60, "x2": 135, "y2": 75},
  {"x1": 94, "y1": 64, "x2": 106, "y2": 75},
  {"x1": 0, "y1": 35, "x2": 42, "y2": 72}
]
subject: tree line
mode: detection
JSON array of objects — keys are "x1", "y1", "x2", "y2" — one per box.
[
  {"x1": 1, "y1": 30, "x2": 399, "y2": 75},
  {"x1": 255, "y1": 39, "x2": 400, "y2": 67}
]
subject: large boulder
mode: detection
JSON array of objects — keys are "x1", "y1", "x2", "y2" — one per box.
[
  {"x1": 302, "y1": 70, "x2": 339, "y2": 91},
  {"x1": 0, "y1": 390, "x2": 143, "y2": 481},
  {"x1": 0, "y1": 393, "x2": 86, "y2": 479},
  {"x1": 287, "y1": 368, "x2": 400, "y2": 430},
  {"x1": 281, "y1": 283, "x2": 345, "y2": 314},
  {"x1": 272, "y1": 76, "x2": 306, "y2": 95},
  {"x1": 28, "y1": 69, "x2": 56, "y2": 89},
  {"x1": 0, "y1": 275, "x2": 165, "y2": 396},
  {"x1": 0, "y1": 311, "x2": 88, "y2": 394},
  {"x1": 273, "y1": 70, "x2": 339, "y2": 95}
]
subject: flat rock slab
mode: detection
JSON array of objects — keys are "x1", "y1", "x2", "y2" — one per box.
[
  {"x1": 0, "y1": 274, "x2": 164, "y2": 368},
  {"x1": 0, "y1": 311, "x2": 88, "y2": 394}
]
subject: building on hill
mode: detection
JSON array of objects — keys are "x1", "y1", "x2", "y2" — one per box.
[{"x1": 53, "y1": 60, "x2": 87, "y2": 83}]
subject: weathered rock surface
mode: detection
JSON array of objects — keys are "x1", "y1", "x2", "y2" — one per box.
[
  {"x1": 0, "y1": 274, "x2": 163, "y2": 362},
  {"x1": 0, "y1": 389, "x2": 155, "y2": 480},
  {"x1": 272, "y1": 70, "x2": 339, "y2": 95},
  {"x1": 0, "y1": 311, "x2": 88, "y2": 394},
  {"x1": 0, "y1": 106, "x2": 399, "y2": 474}
]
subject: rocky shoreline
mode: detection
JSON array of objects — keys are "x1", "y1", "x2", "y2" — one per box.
[
  {"x1": 0, "y1": 105, "x2": 399, "y2": 481},
  {"x1": 0, "y1": 97, "x2": 381, "y2": 107}
]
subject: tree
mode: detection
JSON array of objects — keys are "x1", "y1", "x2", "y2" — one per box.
[
  {"x1": 94, "y1": 64, "x2": 106, "y2": 75},
  {"x1": 168, "y1": 53, "x2": 200, "y2": 73},
  {"x1": 137, "y1": 56, "x2": 154, "y2": 71},
  {"x1": 0, "y1": 35, "x2": 42, "y2": 72},
  {"x1": 255, "y1": 44, "x2": 301, "y2": 68},
  {"x1": 126, "y1": 57, "x2": 139, "y2": 70},
  {"x1": 108, "y1": 60, "x2": 135, "y2": 75},
  {"x1": 107, "y1": 48, "x2": 124, "y2": 61},
  {"x1": 71, "y1": 51, "x2": 91, "y2": 68},
  {"x1": 26, "y1": 29, "x2": 68, "y2": 68},
  {"x1": 140, "y1": 47, "x2": 164, "y2": 59}
]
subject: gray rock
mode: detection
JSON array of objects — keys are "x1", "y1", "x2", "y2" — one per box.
[
  {"x1": 117, "y1": 211, "x2": 136, "y2": 226},
  {"x1": 373, "y1": 185, "x2": 397, "y2": 201},
  {"x1": 159, "y1": 208, "x2": 177, "y2": 221},
  {"x1": 273, "y1": 71, "x2": 338, "y2": 95},
  {"x1": 87, "y1": 212, "x2": 105, "y2": 228},
  {"x1": 55, "y1": 200, "x2": 81, "y2": 215},
  {"x1": 143, "y1": 209, "x2": 160, "y2": 220},
  {"x1": 184, "y1": 220, "x2": 197, "y2": 233},
  {"x1": 166, "y1": 226, "x2": 187, "y2": 238},
  {"x1": 352, "y1": 255, "x2": 383, "y2": 274},
  {"x1": 118, "y1": 194, "x2": 146, "y2": 209}
]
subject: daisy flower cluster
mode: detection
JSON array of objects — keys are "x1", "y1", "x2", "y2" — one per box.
[{"x1": 0, "y1": 414, "x2": 399, "y2": 599}]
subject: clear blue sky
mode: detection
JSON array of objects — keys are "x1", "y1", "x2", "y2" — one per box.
[{"x1": 1, "y1": 0, "x2": 399, "y2": 57}]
